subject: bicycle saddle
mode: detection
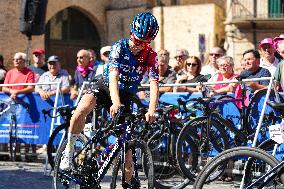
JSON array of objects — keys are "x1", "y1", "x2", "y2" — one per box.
[{"x1": 267, "y1": 101, "x2": 284, "y2": 117}]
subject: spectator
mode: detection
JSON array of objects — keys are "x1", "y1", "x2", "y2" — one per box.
[
  {"x1": 201, "y1": 46, "x2": 224, "y2": 76},
  {"x1": 100, "y1": 46, "x2": 111, "y2": 64},
  {"x1": 242, "y1": 49, "x2": 271, "y2": 92},
  {"x1": 0, "y1": 54, "x2": 7, "y2": 90},
  {"x1": 91, "y1": 46, "x2": 111, "y2": 76},
  {"x1": 70, "y1": 49, "x2": 99, "y2": 100},
  {"x1": 172, "y1": 49, "x2": 189, "y2": 75},
  {"x1": 174, "y1": 56, "x2": 204, "y2": 92},
  {"x1": 259, "y1": 38, "x2": 280, "y2": 75},
  {"x1": 240, "y1": 58, "x2": 246, "y2": 72},
  {"x1": 158, "y1": 49, "x2": 176, "y2": 92},
  {"x1": 88, "y1": 49, "x2": 104, "y2": 76},
  {"x1": 3, "y1": 52, "x2": 34, "y2": 99},
  {"x1": 2, "y1": 52, "x2": 34, "y2": 161},
  {"x1": 209, "y1": 56, "x2": 238, "y2": 95},
  {"x1": 274, "y1": 35, "x2": 284, "y2": 89},
  {"x1": 28, "y1": 48, "x2": 47, "y2": 82},
  {"x1": 35, "y1": 55, "x2": 70, "y2": 100}
]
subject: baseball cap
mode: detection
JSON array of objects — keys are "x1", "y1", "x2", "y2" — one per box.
[
  {"x1": 47, "y1": 55, "x2": 59, "y2": 63},
  {"x1": 100, "y1": 46, "x2": 111, "y2": 55},
  {"x1": 33, "y1": 48, "x2": 45, "y2": 54},
  {"x1": 259, "y1": 38, "x2": 273, "y2": 47},
  {"x1": 273, "y1": 34, "x2": 284, "y2": 42},
  {"x1": 273, "y1": 34, "x2": 284, "y2": 48}
]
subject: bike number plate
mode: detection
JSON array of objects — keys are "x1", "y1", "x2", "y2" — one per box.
[{"x1": 269, "y1": 120, "x2": 284, "y2": 144}]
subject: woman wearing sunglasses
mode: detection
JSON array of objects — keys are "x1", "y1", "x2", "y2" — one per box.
[
  {"x1": 174, "y1": 56, "x2": 204, "y2": 92},
  {"x1": 60, "y1": 12, "x2": 159, "y2": 188}
]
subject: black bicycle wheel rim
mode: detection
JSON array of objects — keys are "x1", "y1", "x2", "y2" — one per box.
[
  {"x1": 194, "y1": 147, "x2": 279, "y2": 189},
  {"x1": 246, "y1": 89, "x2": 284, "y2": 134},
  {"x1": 47, "y1": 123, "x2": 69, "y2": 169},
  {"x1": 176, "y1": 117, "x2": 230, "y2": 181},
  {"x1": 53, "y1": 134, "x2": 88, "y2": 189}
]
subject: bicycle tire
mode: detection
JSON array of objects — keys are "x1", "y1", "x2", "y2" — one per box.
[
  {"x1": 176, "y1": 116, "x2": 230, "y2": 181},
  {"x1": 246, "y1": 89, "x2": 284, "y2": 134},
  {"x1": 9, "y1": 116, "x2": 17, "y2": 161},
  {"x1": 47, "y1": 123, "x2": 69, "y2": 169},
  {"x1": 53, "y1": 134, "x2": 88, "y2": 189},
  {"x1": 147, "y1": 122, "x2": 187, "y2": 189},
  {"x1": 110, "y1": 139, "x2": 154, "y2": 189},
  {"x1": 194, "y1": 146, "x2": 280, "y2": 189},
  {"x1": 216, "y1": 95, "x2": 241, "y2": 114}
]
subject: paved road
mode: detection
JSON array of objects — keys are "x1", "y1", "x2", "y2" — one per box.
[{"x1": 0, "y1": 160, "x2": 235, "y2": 189}]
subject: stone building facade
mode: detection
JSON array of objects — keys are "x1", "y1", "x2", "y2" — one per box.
[{"x1": 0, "y1": 0, "x2": 225, "y2": 74}]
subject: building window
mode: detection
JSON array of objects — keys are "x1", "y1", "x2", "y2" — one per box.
[{"x1": 269, "y1": 0, "x2": 284, "y2": 17}]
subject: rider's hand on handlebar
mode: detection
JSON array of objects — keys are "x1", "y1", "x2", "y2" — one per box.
[
  {"x1": 110, "y1": 103, "x2": 122, "y2": 118},
  {"x1": 145, "y1": 110, "x2": 156, "y2": 123}
]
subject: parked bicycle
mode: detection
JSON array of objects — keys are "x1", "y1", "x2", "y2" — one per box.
[
  {"x1": 145, "y1": 102, "x2": 194, "y2": 189},
  {"x1": 193, "y1": 100, "x2": 284, "y2": 188},
  {"x1": 0, "y1": 98, "x2": 29, "y2": 161}
]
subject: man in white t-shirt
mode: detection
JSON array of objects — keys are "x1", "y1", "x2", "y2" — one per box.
[
  {"x1": 259, "y1": 37, "x2": 280, "y2": 75},
  {"x1": 201, "y1": 46, "x2": 224, "y2": 77}
]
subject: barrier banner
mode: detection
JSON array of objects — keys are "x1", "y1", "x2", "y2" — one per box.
[{"x1": 0, "y1": 93, "x2": 73, "y2": 145}]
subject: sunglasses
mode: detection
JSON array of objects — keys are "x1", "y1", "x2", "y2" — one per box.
[
  {"x1": 103, "y1": 51, "x2": 110, "y2": 57},
  {"x1": 186, "y1": 62, "x2": 198, "y2": 67},
  {"x1": 130, "y1": 34, "x2": 151, "y2": 48},
  {"x1": 210, "y1": 53, "x2": 221, "y2": 57},
  {"x1": 34, "y1": 53, "x2": 42, "y2": 57},
  {"x1": 175, "y1": 55, "x2": 187, "y2": 60},
  {"x1": 48, "y1": 61, "x2": 58, "y2": 65}
]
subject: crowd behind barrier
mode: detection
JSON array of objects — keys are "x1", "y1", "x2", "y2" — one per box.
[
  {"x1": 0, "y1": 89, "x2": 282, "y2": 142},
  {"x1": 0, "y1": 92, "x2": 73, "y2": 145}
]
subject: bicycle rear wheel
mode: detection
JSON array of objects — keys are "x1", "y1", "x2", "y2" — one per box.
[
  {"x1": 176, "y1": 117, "x2": 230, "y2": 181},
  {"x1": 53, "y1": 134, "x2": 88, "y2": 189},
  {"x1": 194, "y1": 147, "x2": 280, "y2": 189},
  {"x1": 9, "y1": 116, "x2": 17, "y2": 161},
  {"x1": 110, "y1": 139, "x2": 154, "y2": 189},
  {"x1": 47, "y1": 123, "x2": 69, "y2": 169}
]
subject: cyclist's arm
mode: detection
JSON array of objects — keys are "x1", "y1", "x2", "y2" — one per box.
[
  {"x1": 109, "y1": 69, "x2": 121, "y2": 105},
  {"x1": 109, "y1": 69, "x2": 121, "y2": 118},
  {"x1": 149, "y1": 80, "x2": 158, "y2": 112}
]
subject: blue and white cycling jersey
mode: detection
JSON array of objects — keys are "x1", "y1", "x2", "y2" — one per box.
[{"x1": 104, "y1": 38, "x2": 159, "y2": 94}]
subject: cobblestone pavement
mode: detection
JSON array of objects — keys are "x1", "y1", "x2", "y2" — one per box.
[{"x1": 0, "y1": 160, "x2": 239, "y2": 189}]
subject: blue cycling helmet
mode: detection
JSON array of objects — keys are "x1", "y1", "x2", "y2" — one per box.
[{"x1": 130, "y1": 12, "x2": 159, "y2": 40}]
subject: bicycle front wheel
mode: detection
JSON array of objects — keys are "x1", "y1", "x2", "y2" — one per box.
[
  {"x1": 110, "y1": 139, "x2": 154, "y2": 189},
  {"x1": 47, "y1": 123, "x2": 69, "y2": 169},
  {"x1": 53, "y1": 134, "x2": 88, "y2": 189},
  {"x1": 194, "y1": 146, "x2": 280, "y2": 189}
]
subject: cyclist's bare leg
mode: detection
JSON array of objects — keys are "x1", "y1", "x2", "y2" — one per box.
[
  {"x1": 69, "y1": 93, "x2": 96, "y2": 134},
  {"x1": 125, "y1": 149, "x2": 134, "y2": 184},
  {"x1": 60, "y1": 94, "x2": 97, "y2": 170},
  {"x1": 65, "y1": 94, "x2": 96, "y2": 151}
]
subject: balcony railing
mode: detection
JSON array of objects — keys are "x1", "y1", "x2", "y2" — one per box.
[{"x1": 232, "y1": 0, "x2": 284, "y2": 20}]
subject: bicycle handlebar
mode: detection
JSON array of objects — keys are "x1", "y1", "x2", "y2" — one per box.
[
  {"x1": 0, "y1": 98, "x2": 30, "y2": 116},
  {"x1": 42, "y1": 105, "x2": 74, "y2": 121},
  {"x1": 177, "y1": 96, "x2": 233, "y2": 112}
]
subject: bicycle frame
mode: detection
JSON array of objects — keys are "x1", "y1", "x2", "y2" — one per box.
[
  {"x1": 58, "y1": 119, "x2": 135, "y2": 188},
  {"x1": 245, "y1": 159, "x2": 284, "y2": 189}
]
